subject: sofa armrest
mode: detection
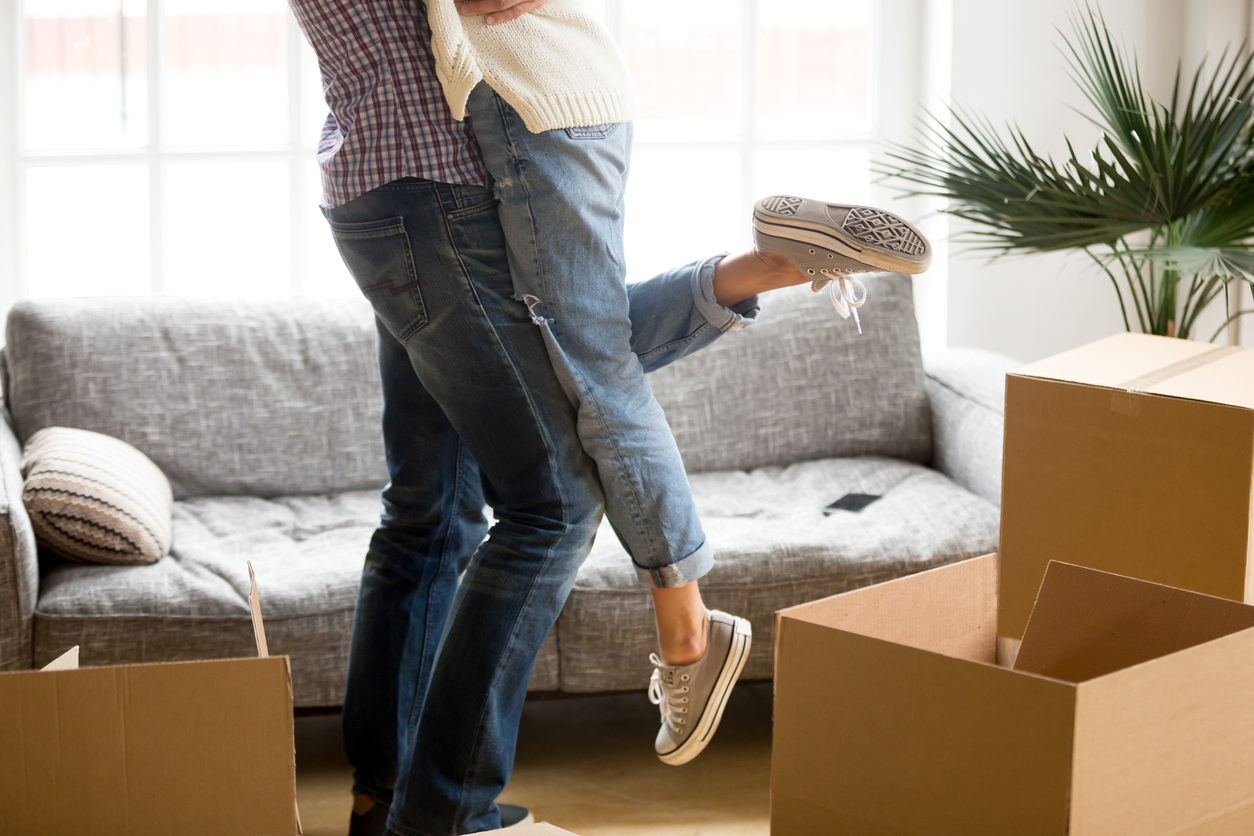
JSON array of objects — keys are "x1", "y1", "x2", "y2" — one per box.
[
  {"x1": 924, "y1": 348, "x2": 1020, "y2": 507},
  {"x1": 0, "y1": 393, "x2": 37, "y2": 671}
]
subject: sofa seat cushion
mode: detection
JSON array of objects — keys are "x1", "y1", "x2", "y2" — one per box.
[
  {"x1": 556, "y1": 456, "x2": 999, "y2": 692},
  {"x1": 32, "y1": 489, "x2": 560, "y2": 704}
]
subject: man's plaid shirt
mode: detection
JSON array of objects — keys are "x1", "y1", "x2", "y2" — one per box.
[{"x1": 288, "y1": 0, "x2": 490, "y2": 208}]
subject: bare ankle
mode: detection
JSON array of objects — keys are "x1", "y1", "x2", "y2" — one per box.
[
  {"x1": 353, "y1": 794, "x2": 377, "y2": 816},
  {"x1": 660, "y1": 615, "x2": 708, "y2": 667},
  {"x1": 753, "y1": 248, "x2": 806, "y2": 288}
]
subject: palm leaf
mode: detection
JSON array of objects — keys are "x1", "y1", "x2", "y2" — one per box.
[{"x1": 877, "y1": 2, "x2": 1254, "y2": 338}]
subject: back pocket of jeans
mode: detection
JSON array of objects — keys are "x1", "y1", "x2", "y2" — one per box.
[
  {"x1": 328, "y1": 216, "x2": 427, "y2": 341},
  {"x1": 565, "y1": 123, "x2": 619, "y2": 140}
]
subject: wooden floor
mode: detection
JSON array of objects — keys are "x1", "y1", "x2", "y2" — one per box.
[{"x1": 295, "y1": 682, "x2": 774, "y2": 836}]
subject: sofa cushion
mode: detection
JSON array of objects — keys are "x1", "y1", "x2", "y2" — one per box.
[
  {"x1": 32, "y1": 489, "x2": 560, "y2": 704},
  {"x1": 555, "y1": 456, "x2": 999, "y2": 692},
  {"x1": 21, "y1": 427, "x2": 174, "y2": 565},
  {"x1": 647, "y1": 273, "x2": 931, "y2": 474},
  {"x1": 924, "y1": 347, "x2": 1020, "y2": 507},
  {"x1": 4, "y1": 298, "x2": 387, "y2": 499}
]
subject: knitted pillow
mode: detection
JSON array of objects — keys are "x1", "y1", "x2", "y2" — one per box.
[{"x1": 21, "y1": 427, "x2": 173, "y2": 565}]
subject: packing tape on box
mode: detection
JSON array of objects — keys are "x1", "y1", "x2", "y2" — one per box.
[
  {"x1": 1118, "y1": 345, "x2": 1242, "y2": 392},
  {"x1": 1112, "y1": 345, "x2": 1242, "y2": 416}
]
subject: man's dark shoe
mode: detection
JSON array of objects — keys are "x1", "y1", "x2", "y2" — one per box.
[
  {"x1": 500, "y1": 804, "x2": 536, "y2": 827},
  {"x1": 348, "y1": 801, "x2": 389, "y2": 836}
]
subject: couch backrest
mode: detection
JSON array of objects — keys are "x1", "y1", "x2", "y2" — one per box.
[
  {"x1": 3, "y1": 277, "x2": 931, "y2": 497},
  {"x1": 648, "y1": 273, "x2": 932, "y2": 473},
  {"x1": 4, "y1": 297, "x2": 387, "y2": 499}
]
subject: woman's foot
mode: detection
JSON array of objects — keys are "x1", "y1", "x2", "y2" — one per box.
[
  {"x1": 753, "y1": 195, "x2": 931, "y2": 275},
  {"x1": 648, "y1": 609, "x2": 752, "y2": 766},
  {"x1": 710, "y1": 248, "x2": 813, "y2": 308},
  {"x1": 751, "y1": 195, "x2": 932, "y2": 332}
]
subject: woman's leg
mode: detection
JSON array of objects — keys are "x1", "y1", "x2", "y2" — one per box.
[
  {"x1": 465, "y1": 83, "x2": 764, "y2": 765},
  {"x1": 622, "y1": 248, "x2": 806, "y2": 374},
  {"x1": 651, "y1": 580, "x2": 709, "y2": 666},
  {"x1": 466, "y1": 83, "x2": 711, "y2": 589},
  {"x1": 711, "y1": 250, "x2": 807, "y2": 307}
]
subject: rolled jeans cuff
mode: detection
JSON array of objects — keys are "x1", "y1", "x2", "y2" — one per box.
[
  {"x1": 634, "y1": 538, "x2": 714, "y2": 588},
  {"x1": 692, "y1": 253, "x2": 761, "y2": 333}
]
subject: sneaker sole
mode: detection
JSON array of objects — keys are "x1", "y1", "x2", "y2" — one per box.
[
  {"x1": 657, "y1": 615, "x2": 752, "y2": 766},
  {"x1": 753, "y1": 196, "x2": 932, "y2": 274}
]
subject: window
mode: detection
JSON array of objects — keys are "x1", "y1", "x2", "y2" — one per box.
[
  {"x1": 4, "y1": 0, "x2": 923, "y2": 308},
  {"x1": 595, "y1": 0, "x2": 881, "y2": 281},
  {"x1": 10, "y1": 0, "x2": 342, "y2": 301}
]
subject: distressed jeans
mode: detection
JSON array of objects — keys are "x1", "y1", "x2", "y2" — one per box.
[{"x1": 328, "y1": 156, "x2": 757, "y2": 832}]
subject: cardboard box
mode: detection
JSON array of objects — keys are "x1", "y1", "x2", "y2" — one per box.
[
  {"x1": 0, "y1": 656, "x2": 297, "y2": 836},
  {"x1": 999, "y1": 332, "x2": 1254, "y2": 640},
  {"x1": 772, "y1": 554, "x2": 1254, "y2": 835},
  {"x1": 0, "y1": 564, "x2": 298, "y2": 836},
  {"x1": 484, "y1": 825, "x2": 578, "y2": 836}
]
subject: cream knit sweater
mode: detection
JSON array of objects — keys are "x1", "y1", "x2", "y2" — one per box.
[{"x1": 424, "y1": 0, "x2": 636, "y2": 132}]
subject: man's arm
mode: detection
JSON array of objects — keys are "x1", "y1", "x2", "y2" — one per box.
[{"x1": 458, "y1": 0, "x2": 549, "y2": 26}]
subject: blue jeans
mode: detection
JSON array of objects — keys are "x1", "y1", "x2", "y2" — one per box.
[
  {"x1": 328, "y1": 175, "x2": 757, "y2": 832},
  {"x1": 464, "y1": 84, "x2": 757, "y2": 587}
]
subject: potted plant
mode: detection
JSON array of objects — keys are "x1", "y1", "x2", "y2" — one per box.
[{"x1": 880, "y1": 5, "x2": 1254, "y2": 340}]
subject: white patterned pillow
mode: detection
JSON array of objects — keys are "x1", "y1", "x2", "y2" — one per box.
[{"x1": 21, "y1": 427, "x2": 173, "y2": 565}]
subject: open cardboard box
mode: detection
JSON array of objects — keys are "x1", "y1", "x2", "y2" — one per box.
[
  {"x1": 999, "y1": 332, "x2": 1254, "y2": 641},
  {"x1": 772, "y1": 553, "x2": 1254, "y2": 835},
  {"x1": 0, "y1": 564, "x2": 299, "y2": 836}
]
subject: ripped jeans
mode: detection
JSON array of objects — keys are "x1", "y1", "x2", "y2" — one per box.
[
  {"x1": 325, "y1": 167, "x2": 757, "y2": 832},
  {"x1": 464, "y1": 83, "x2": 757, "y2": 587}
]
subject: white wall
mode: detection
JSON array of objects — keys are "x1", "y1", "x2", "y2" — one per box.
[
  {"x1": 1180, "y1": 0, "x2": 1254, "y2": 347},
  {"x1": 937, "y1": 0, "x2": 1238, "y2": 362}
]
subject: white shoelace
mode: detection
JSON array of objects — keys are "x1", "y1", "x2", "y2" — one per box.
[
  {"x1": 812, "y1": 271, "x2": 868, "y2": 333},
  {"x1": 647, "y1": 652, "x2": 690, "y2": 736}
]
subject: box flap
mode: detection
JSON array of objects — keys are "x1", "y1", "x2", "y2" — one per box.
[
  {"x1": 1069, "y1": 627, "x2": 1254, "y2": 834},
  {"x1": 1016, "y1": 561, "x2": 1254, "y2": 682},
  {"x1": 776, "y1": 553, "x2": 997, "y2": 663},
  {"x1": 1014, "y1": 332, "x2": 1217, "y2": 389},
  {"x1": 998, "y1": 372, "x2": 1254, "y2": 640},
  {"x1": 0, "y1": 657, "x2": 297, "y2": 835},
  {"x1": 772, "y1": 613, "x2": 1075, "y2": 835},
  {"x1": 248, "y1": 560, "x2": 269, "y2": 658},
  {"x1": 40, "y1": 645, "x2": 79, "y2": 671}
]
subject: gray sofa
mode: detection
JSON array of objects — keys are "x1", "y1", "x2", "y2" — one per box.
[{"x1": 0, "y1": 274, "x2": 1015, "y2": 707}]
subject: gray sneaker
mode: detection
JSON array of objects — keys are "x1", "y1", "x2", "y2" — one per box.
[
  {"x1": 753, "y1": 195, "x2": 932, "y2": 332},
  {"x1": 648, "y1": 610, "x2": 752, "y2": 766}
]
